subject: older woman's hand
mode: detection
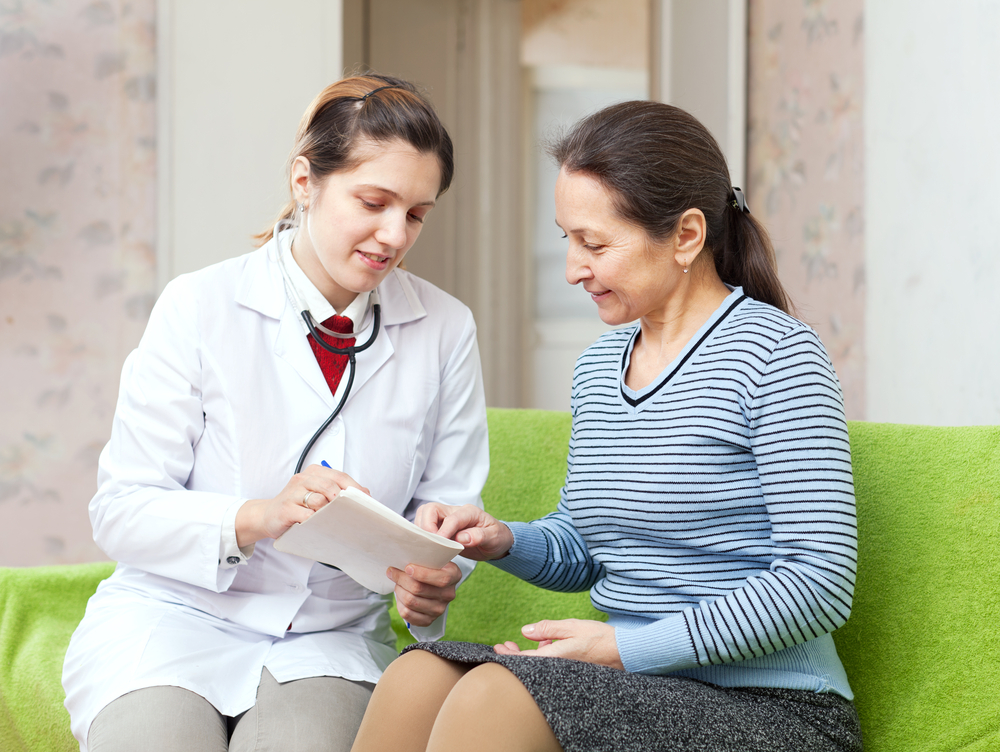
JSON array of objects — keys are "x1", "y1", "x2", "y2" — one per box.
[
  {"x1": 494, "y1": 619, "x2": 624, "y2": 670},
  {"x1": 414, "y1": 502, "x2": 514, "y2": 561}
]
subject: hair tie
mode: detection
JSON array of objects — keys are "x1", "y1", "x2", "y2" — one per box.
[
  {"x1": 359, "y1": 84, "x2": 401, "y2": 104},
  {"x1": 730, "y1": 187, "x2": 750, "y2": 214}
]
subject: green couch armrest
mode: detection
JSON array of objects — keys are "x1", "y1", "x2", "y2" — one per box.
[
  {"x1": 0, "y1": 562, "x2": 116, "y2": 752},
  {"x1": 833, "y1": 422, "x2": 1000, "y2": 751}
]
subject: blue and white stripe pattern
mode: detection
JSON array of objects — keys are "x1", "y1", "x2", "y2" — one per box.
[{"x1": 494, "y1": 288, "x2": 857, "y2": 696}]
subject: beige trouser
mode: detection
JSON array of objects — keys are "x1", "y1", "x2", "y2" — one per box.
[{"x1": 88, "y1": 667, "x2": 374, "y2": 752}]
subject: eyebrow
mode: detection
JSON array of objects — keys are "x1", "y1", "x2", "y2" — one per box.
[
  {"x1": 359, "y1": 184, "x2": 436, "y2": 207},
  {"x1": 555, "y1": 219, "x2": 585, "y2": 234}
]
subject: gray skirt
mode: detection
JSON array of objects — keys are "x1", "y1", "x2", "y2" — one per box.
[{"x1": 404, "y1": 642, "x2": 863, "y2": 752}]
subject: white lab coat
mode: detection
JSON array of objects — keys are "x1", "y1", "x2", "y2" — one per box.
[{"x1": 61, "y1": 238, "x2": 489, "y2": 749}]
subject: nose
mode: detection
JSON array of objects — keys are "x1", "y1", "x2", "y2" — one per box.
[
  {"x1": 374, "y1": 212, "x2": 409, "y2": 250},
  {"x1": 565, "y1": 243, "x2": 591, "y2": 286}
]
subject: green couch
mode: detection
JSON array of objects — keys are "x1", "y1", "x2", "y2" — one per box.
[{"x1": 2, "y1": 409, "x2": 999, "y2": 751}]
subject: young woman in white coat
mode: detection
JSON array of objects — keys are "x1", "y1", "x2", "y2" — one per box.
[{"x1": 61, "y1": 74, "x2": 489, "y2": 752}]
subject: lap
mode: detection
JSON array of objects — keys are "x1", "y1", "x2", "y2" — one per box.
[
  {"x1": 405, "y1": 642, "x2": 863, "y2": 752},
  {"x1": 88, "y1": 668, "x2": 374, "y2": 752}
]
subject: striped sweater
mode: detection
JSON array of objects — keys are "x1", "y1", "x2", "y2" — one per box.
[{"x1": 494, "y1": 287, "x2": 857, "y2": 698}]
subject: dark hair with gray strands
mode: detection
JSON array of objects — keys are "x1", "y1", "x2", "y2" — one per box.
[{"x1": 550, "y1": 100, "x2": 792, "y2": 314}]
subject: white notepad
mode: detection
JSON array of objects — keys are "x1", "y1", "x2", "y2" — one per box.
[{"x1": 273, "y1": 487, "x2": 465, "y2": 594}]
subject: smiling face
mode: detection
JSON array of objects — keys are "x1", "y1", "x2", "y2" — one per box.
[
  {"x1": 556, "y1": 167, "x2": 684, "y2": 327},
  {"x1": 290, "y1": 138, "x2": 443, "y2": 311}
]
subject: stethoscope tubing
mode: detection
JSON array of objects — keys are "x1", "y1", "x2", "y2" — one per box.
[{"x1": 293, "y1": 303, "x2": 381, "y2": 474}]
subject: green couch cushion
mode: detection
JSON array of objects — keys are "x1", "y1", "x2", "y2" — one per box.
[{"x1": 2, "y1": 411, "x2": 999, "y2": 752}]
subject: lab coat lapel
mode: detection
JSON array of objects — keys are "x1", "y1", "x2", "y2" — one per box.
[
  {"x1": 347, "y1": 269, "x2": 426, "y2": 401},
  {"x1": 235, "y1": 241, "x2": 335, "y2": 409}
]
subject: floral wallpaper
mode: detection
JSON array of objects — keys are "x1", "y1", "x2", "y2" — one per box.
[
  {"x1": 747, "y1": 0, "x2": 866, "y2": 419},
  {"x1": 0, "y1": 1, "x2": 868, "y2": 566},
  {"x1": 0, "y1": 0, "x2": 156, "y2": 565}
]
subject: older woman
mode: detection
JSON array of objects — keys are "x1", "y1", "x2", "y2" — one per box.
[{"x1": 349, "y1": 101, "x2": 862, "y2": 752}]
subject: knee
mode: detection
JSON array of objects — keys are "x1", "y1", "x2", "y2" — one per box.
[
  {"x1": 441, "y1": 663, "x2": 518, "y2": 716},
  {"x1": 382, "y1": 650, "x2": 449, "y2": 684}
]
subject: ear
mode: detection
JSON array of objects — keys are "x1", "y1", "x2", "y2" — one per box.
[
  {"x1": 672, "y1": 208, "x2": 707, "y2": 268},
  {"x1": 290, "y1": 156, "x2": 312, "y2": 205}
]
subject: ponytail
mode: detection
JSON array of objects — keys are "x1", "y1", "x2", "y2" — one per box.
[
  {"x1": 551, "y1": 101, "x2": 793, "y2": 315},
  {"x1": 719, "y1": 202, "x2": 792, "y2": 314}
]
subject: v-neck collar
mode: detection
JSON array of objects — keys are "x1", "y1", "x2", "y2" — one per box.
[{"x1": 619, "y1": 287, "x2": 747, "y2": 409}]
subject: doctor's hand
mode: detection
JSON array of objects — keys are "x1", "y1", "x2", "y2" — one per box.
[
  {"x1": 414, "y1": 503, "x2": 514, "y2": 561},
  {"x1": 493, "y1": 619, "x2": 624, "y2": 670},
  {"x1": 387, "y1": 561, "x2": 463, "y2": 628},
  {"x1": 235, "y1": 465, "x2": 369, "y2": 548}
]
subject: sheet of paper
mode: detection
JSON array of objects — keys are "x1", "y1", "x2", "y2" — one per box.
[{"x1": 273, "y1": 487, "x2": 465, "y2": 594}]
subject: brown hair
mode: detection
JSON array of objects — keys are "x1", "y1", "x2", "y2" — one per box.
[
  {"x1": 254, "y1": 74, "x2": 454, "y2": 246},
  {"x1": 550, "y1": 100, "x2": 792, "y2": 314}
]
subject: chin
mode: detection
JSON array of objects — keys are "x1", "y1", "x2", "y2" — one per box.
[{"x1": 596, "y1": 309, "x2": 627, "y2": 327}]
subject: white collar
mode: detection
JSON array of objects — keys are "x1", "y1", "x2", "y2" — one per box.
[{"x1": 282, "y1": 234, "x2": 372, "y2": 336}]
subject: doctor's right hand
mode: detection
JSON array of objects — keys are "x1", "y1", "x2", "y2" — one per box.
[
  {"x1": 235, "y1": 465, "x2": 369, "y2": 548},
  {"x1": 415, "y1": 503, "x2": 514, "y2": 561}
]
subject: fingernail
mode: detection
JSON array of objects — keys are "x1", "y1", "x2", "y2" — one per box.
[
  {"x1": 523, "y1": 624, "x2": 535, "y2": 635},
  {"x1": 458, "y1": 532, "x2": 471, "y2": 544},
  {"x1": 405, "y1": 566, "x2": 414, "y2": 576}
]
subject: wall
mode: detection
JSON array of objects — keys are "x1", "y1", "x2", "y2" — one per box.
[
  {"x1": 747, "y1": 0, "x2": 866, "y2": 419},
  {"x1": 523, "y1": 0, "x2": 650, "y2": 411},
  {"x1": 865, "y1": 0, "x2": 1000, "y2": 425},
  {"x1": 0, "y1": 0, "x2": 156, "y2": 565},
  {"x1": 158, "y1": 0, "x2": 344, "y2": 285}
]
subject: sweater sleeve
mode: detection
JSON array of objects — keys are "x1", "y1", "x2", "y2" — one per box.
[
  {"x1": 490, "y1": 498, "x2": 605, "y2": 592},
  {"x1": 615, "y1": 325, "x2": 857, "y2": 674}
]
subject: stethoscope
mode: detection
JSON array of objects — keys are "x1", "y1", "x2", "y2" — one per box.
[{"x1": 273, "y1": 219, "x2": 382, "y2": 474}]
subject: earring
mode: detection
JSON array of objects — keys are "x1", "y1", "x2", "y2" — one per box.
[
  {"x1": 297, "y1": 201, "x2": 306, "y2": 214},
  {"x1": 683, "y1": 263, "x2": 689, "y2": 274}
]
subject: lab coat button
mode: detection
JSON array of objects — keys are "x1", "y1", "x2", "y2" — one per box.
[{"x1": 226, "y1": 556, "x2": 240, "y2": 565}]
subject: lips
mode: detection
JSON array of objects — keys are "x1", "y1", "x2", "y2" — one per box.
[
  {"x1": 356, "y1": 250, "x2": 391, "y2": 270},
  {"x1": 586, "y1": 288, "x2": 611, "y2": 302}
]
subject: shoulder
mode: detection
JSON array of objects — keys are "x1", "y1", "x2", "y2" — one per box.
[
  {"x1": 157, "y1": 250, "x2": 258, "y2": 312},
  {"x1": 388, "y1": 268, "x2": 473, "y2": 320},
  {"x1": 571, "y1": 326, "x2": 634, "y2": 392},
  {"x1": 579, "y1": 326, "x2": 634, "y2": 365},
  {"x1": 726, "y1": 298, "x2": 841, "y2": 406},
  {"x1": 721, "y1": 297, "x2": 830, "y2": 365},
  {"x1": 383, "y1": 268, "x2": 476, "y2": 336},
  {"x1": 382, "y1": 270, "x2": 479, "y2": 367},
  {"x1": 144, "y1": 250, "x2": 263, "y2": 347}
]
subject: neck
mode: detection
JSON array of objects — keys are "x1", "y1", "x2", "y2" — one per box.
[
  {"x1": 289, "y1": 228, "x2": 356, "y2": 313},
  {"x1": 628, "y1": 268, "x2": 731, "y2": 389}
]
